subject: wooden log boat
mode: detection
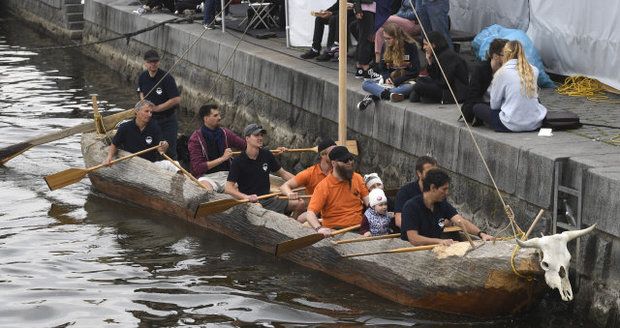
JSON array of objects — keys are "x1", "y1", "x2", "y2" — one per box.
[{"x1": 81, "y1": 132, "x2": 545, "y2": 318}]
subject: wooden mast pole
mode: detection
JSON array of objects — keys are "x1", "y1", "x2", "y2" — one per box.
[{"x1": 337, "y1": 0, "x2": 347, "y2": 145}]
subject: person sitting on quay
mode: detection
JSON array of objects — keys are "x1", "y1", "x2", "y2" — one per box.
[
  {"x1": 373, "y1": 0, "x2": 421, "y2": 64},
  {"x1": 103, "y1": 100, "x2": 179, "y2": 173},
  {"x1": 461, "y1": 38, "x2": 509, "y2": 125},
  {"x1": 394, "y1": 155, "x2": 437, "y2": 227},
  {"x1": 224, "y1": 124, "x2": 305, "y2": 215},
  {"x1": 279, "y1": 138, "x2": 337, "y2": 221},
  {"x1": 188, "y1": 104, "x2": 246, "y2": 192},
  {"x1": 357, "y1": 22, "x2": 420, "y2": 110},
  {"x1": 409, "y1": 31, "x2": 468, "y2": 104},
  {"x1": 137, "y1": 49, "x2": 181, "y2": 160},
  {"x1": 472, "y1": 40, "x2": 548, "y2": 132},
  {"x1": 300, "y1": 0, "x2": 356, "y2": 61},
  {"x1": 305, "y1": 146, "x2": 370, "y2": 236},
  {"x1": 362, "y1": 188, "x2": 393, "y2": 236},
  {"x1": 400, "y1": 168, "x2": 494, "y2": 246}
]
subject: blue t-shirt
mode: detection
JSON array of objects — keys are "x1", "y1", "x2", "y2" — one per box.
[
  {"x1": 400, "y1": 195, "x2": 458, "y2": 241},
  {"x1": 227, "y1": 148, "x2": 281, "y2": 196},
  {"x1": 137, "y1": 69, "x2": 180, "y2": 118},
  {"x1": 394, "y1": 179, "x2": 422, "y2": 213},
  {"x1": 112, "y1": 119, "x2": 163, "y2": 162}
]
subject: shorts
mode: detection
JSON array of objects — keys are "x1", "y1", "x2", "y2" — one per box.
[
  {"x1": 198, "y1": 171, "x2": 229, "y2": 193},
  {"x1": 259, "y1": 197, "x2": 290, "y2": 215}
]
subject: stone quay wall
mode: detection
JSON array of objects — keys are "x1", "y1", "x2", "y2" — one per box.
[
  {"x1": 8, "y1": 0, "x2": 620, "y2": 325},
  {"x1": 6, "y1": 0, "x2": 84, "y2": 40}
]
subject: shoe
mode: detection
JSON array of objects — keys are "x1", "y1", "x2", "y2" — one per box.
[
  {"x1": 390, "y1": 93, "x2": 405, "y2": 102},
  {"x1": 203, "y1": 24, "x2": 214, "y2": 30},
  {"x1": 354, "y1": 68, "x2": 365, "y2": 79},
  {"x1": 215, "y1": 15, "x2": 222, "y2": 23},
  {"x1": 315, "y1": 52, "x2": 332, "y2": 61},
  {"x1": 300, "y1": 49, "x2": 320, "y2": 59},
  {"x1": 357, "y1": 95, "x2": 377, "y2": 111},
  {"x1": 418, "y1": 68, "x2": 429, "y2": 77},
  {"x1": 133, "y1": 7, "x2": 147, "y2": 15},
  {"x1": 380, "y1": 89, "x2": 391, "y2": 100},
  {"x1": 364, "y1": 68, "x2": 382, "y2": 81}
]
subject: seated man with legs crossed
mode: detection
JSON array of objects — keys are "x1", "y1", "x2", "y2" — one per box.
[
  {"x1": 305, "y1": 146, "x2": 370, "y2": 236},
  {"x1": 104, "y1": 100, "x2": 178, "y2": 173},
  {"x1": 225, "y1": 124, "x2": 305, "y2": 215},
  {"x1": 400, "y1": 168, "x2": 494, "y2": 246},
  {"x1": 188, "y1": 104, "x2": 246, "y2": 192},
  {"x1": 279, "y1": 138, "x2": 337, "y2": 222}
]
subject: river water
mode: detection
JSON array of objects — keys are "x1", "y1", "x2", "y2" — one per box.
[{"x1": 0, "y1": 12, "x2": 587, "y2": 328}]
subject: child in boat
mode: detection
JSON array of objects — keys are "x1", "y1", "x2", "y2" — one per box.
[{"x1": 362, "y1": 188, "x2": 392, "y2": 236}]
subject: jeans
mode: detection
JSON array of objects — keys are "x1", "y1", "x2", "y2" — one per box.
[
  {"x1": 415, "y1": 0, "x2": 453, "y2": 49},
  {"x1": 203, "y1": 0, "x2": 216, "y2": 25},
  {"x1": 153, "y1": 112, "x2": 179, "y2": 159},
  {"x1": 472, "y1": 103, "x2": 511, "y2": 132},
  {"x1": 363, "y1": 80, "x2": 415, "y2": 98}
]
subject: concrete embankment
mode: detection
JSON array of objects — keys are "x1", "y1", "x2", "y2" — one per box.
[{"x1": 6, "y1": 0, "x2": 620, "y2": 325}]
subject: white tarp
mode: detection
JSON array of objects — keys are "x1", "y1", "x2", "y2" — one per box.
[
  {"x1": 449, "y1": 0, "x2": 620, "y2": 89},
  {"x1": 287, "y1": 0, "x2": 334, "y2": 47}
]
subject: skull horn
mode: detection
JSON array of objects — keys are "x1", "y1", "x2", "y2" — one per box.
[
  {"x1": 561, "y1": 224, "x2": 596, "y2": 242},
  {"x1": 516, "y1": 237, "x2": 542, "y2": 249}
]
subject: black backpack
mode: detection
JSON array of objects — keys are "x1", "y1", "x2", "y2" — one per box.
[{"x1": 542, "y1": 110, "x2": 582, "y2": 130}]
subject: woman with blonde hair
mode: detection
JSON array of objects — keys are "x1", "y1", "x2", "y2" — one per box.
[
  {"x1": 357, "y1": 23, "x2": 420, "y2": 110},
  {"x1": 473, "y1": 40, "x2": 547, "y2": 132}
]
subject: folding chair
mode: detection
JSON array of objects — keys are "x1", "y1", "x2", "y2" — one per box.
[{"x1": 241, "y1": 0, "x2": 278, "y2": 29}]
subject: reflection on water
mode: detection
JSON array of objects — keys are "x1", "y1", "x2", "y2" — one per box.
[{"x1": 0, "y1": 11, "x2": 587, "y2": 328}]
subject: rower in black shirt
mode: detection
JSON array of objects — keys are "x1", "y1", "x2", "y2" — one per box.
[{"x1": 394, "y1": 156, "x2": 438, "y2": 227}]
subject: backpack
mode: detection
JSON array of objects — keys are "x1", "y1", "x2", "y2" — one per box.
[{"x1": 542, "y1": 110, "x2": 582, "y2": 130}]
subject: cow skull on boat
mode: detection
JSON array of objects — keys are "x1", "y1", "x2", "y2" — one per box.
[{"x1": 516, "y1": 224, "x2": 596, "y2": 301}]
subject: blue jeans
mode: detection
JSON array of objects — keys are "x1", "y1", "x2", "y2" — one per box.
[
  {"x1": 153, "y1": 112, "x2": 179, "y2": 159},
  {"x1": 362, "y1": 80, "x2": 415, "y2": 98},
  {"x1": 472, "y1": 103, "x2": 510, "y2": 132},
  {"x1": 203, "y1": 0, "x2": 216, "y2": 25},
  {"x1": 415, "y1": 0, "x2": 453, "y2": 49}
]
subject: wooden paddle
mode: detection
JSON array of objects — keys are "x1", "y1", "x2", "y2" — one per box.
[
  {"x1": 343, "y1": 244, "x2": 439, "y2": 258},
  {"x1": 0, "y1": 108, "x2": 135, "y2": 165},
  {"x1": 333, "y1": 226, "x2": 462, "y2": 245},
  {"x1": 44, "y1": 145, "x2": 159, "y2": 191},
  {"x1": 277, "y1": 194, "x2": 312, "y2": 199},
  {"x1": 194, "y1": 192, "x2": 281, "y2": 218},
  {"x1": 275, "y1": 224, "x2": 361, "y2": 257},
  {"x1": 229, "y1": 141, "x2": 358, "y2": 156},
  {"x1": 160, "y1": 153, "x2": 210, "y2": 190}
]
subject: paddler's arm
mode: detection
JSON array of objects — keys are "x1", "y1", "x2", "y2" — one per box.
[
  {"x1": 449, "y1": 214, "x2": 494, "y2": 241},
  {"x1": 153, "y1": 96, "x2": 180, "y2": 113},
  {"x1": 206, "y1": 148, "x2": 233, "y2": 170},
  {"x1": 306, "y1": 211, "x2": 332, "y2": 237},
  {"x1": 275, "y1": 168, "x2": 295, "y2": 181},
  {"x1": 279, "y1": 177, "x2": 300, "y2": 200},
  {"x1": 407, "y1": 229, "x2": 454, "y2": 246},
  {"x1": 394, "y1": 212, "x2": 402, "y2": 228},
  {"x1": 103, "y1": 144, "x2": 118, "y2": 166},
  {"x1": 224, "y1": 181, "x2": 258, "y2": 202}
]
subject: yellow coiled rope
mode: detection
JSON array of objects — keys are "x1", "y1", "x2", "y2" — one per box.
[{"x1": 557, "y1": 76, "x2": 620, "y2": 103}]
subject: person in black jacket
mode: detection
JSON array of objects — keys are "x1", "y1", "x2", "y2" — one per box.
[
  {"x1": 300, "y1": 1, "x2": 356, "y2": 61},
  {"x1": 461, "y1": 38, "x2": 508, "y2": 124},
  {"x1": 409, "y1": 31, "x2": 468, "y2": 104}
]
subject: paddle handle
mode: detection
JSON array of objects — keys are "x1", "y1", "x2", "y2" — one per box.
[
  {"x1": 161, "y1": 153, "x2": 209, "y2": 190},
  {"x1": 331, "y1": 224, "x2": 361, "y2": 236},
  {"x1": 237, "y1": 191, "x2": 283, "y2": 204},
  {"x1": 334, "y1": 233, "x2": 400, "y2": 245},
  {"x1": 88, "y1": 145, "x2": 159, "y2": 172},
  {"x1": 278, "y1": 195, "x2": 312, "y2": 199},
  {"x1": 344, "y1": 244, "x2": 438, "y2": 258},
  {"x1": 231, "y1": 147, "x2": 318, "y2": 156}
]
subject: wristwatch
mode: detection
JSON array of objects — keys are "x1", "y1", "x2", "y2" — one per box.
[{"x1": 477, "y1": 230, "x2": 486, "y2": 238}]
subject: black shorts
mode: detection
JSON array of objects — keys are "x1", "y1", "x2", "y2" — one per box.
[{"x1": 259, "y1": 197, "x2": 290, "y2": 215}]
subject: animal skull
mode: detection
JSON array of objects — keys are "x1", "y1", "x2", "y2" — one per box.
[{"x1": 516, "y1": 224, "x2": 596, "y2": 301}]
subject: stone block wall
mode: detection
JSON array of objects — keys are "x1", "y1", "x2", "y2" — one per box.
[{"x1": 6, "y1": 0, "x2": 84, "y2": 40}]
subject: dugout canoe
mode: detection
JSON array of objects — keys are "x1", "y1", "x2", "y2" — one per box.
[{"x1": 81, "y1": 132, "x2": 545, "y2": 318}]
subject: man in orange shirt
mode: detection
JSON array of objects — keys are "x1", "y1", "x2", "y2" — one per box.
[
  {"x1": 279, "y1": 139, "x2": 336, "y2": 221},
  {"x1": 305, "y1": 146, "x2": 369, "y2": 236}
]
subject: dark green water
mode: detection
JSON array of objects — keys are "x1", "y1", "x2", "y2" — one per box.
[{"x1": 0, "y1": 11, "x2": 586, "y2": 327}]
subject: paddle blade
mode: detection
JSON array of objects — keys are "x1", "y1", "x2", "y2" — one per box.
[
  {"x1": 194, "y1": 198, "x2": 244, "y2": 217},
  {"x1": 44, "y1": 168, "x2": 89, "y2": 191},
  {"x1": 0, "y1": 142, "x2": 33, "y2": 165},
  {"x1": 275, "y1": 233, "x2": 325, "y2": 257}
]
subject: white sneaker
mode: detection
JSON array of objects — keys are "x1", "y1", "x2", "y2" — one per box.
[
  {"x1": 133, "y1": 6, "x2": 147, "y2": 15},
  {"x1": 364, "y1": 68, "x2": 382, "y2": 81},
  {"x1": 204, "y1": 24, "x2": 214, "y2": 30}
]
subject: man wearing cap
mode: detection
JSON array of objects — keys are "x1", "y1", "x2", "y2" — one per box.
[
  {"x1": 279, "y1": 138, "x2": 337, "y2": 222},
  {"x1": 188, "y1": 104, "x2": 246, "y2": 192},
  {"x1": 400, "y1": 168, "x2": 494, "y2": 246},
  {"x1": 137, "y1": 49, "x2": 181, "y2": 160},
  {"x1": 305, "y1": 146, "x2": 370, "y2": 236},
  {"x1": 225, "y1": 124, "x2": 305, "y2": 215}
]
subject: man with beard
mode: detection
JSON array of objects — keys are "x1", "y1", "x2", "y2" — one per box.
[
  {"x1": 394, "y1": 155, "x2": 438, "y2": 227},
  {"x1": 225, "y1": 124, "x2": 305, "y2": 215},
  {"x1": 400, "y1": 169, "x2": 494, "y2": 246},
  {"x1": 103, "y1": 100, "x2": 178, "y2": 173},
  {"x1": 305, "y1": 146, "x2": 370, "y2": 236},
  {"x1": 137, "y1": 49, "x2": 181, "y2": 160},
  {"x1": 188, "y1": 104, "x2": 246, "y2": 192}
]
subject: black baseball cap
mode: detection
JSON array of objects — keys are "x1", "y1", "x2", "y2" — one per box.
[
  {"x1": 328, "y1": 146, "x2": 353, "y2": 162},
  {"x1": 317, "y1": 139, "x2": 336, "y2": 153},
  {"x1": 243, "y1": 123, "x2": 266, "y2": 136},
  {"x1": 144, "y1": 49, "x2": 160, "y2": 62}
]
